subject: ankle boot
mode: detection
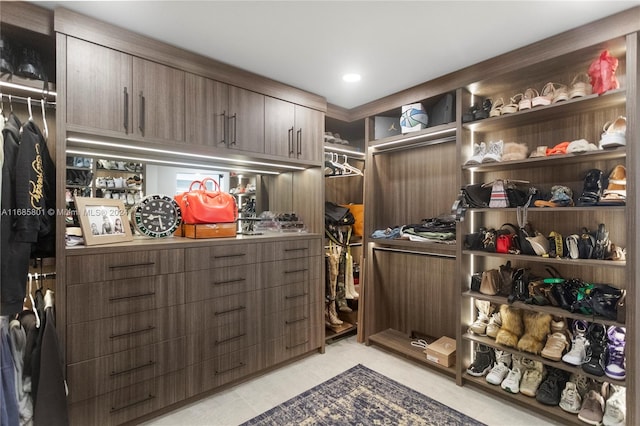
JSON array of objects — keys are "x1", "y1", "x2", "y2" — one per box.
[{"x1": 466, "y1": 343, "x2": 494, "y2": 376}]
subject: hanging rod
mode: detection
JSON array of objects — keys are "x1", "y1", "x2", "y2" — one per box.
[
  {"x1": 0, "y1": 80, "x2": 57, "y2": 97},
  {"x1": 1, "y1": 93, "x2": 56, "y2": 108},
  {"x1": 28, "y1": 272, "x2": 57, "y2": 281}
]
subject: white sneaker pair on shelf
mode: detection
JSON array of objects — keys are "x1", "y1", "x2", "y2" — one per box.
[{"x1": 465, "y1": 140, "x2": 503, "y2": 165}]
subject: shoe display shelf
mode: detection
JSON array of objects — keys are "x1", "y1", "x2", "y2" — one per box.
[
  {"x1": 457, "y1": 34, "x2": 630, "y2": 425},
  {"x1": 93, "y1": 159, "x2": 145, "y2": 208},
  {"x1": 230, "y1": 174, "x2": 259, "y2": 234}
]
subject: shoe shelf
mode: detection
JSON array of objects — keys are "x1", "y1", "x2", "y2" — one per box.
[
  {"x1": 462, "y1": 250, "x2": 626, "y2": 268},
  {"x1": 462, "y1": 333, "x2": 626, "y2": 387},
  {"x1": 368, "y1": 122, "x2": 456, "y2": 152},
  {"x1": 368, "y1": 328, "x2": 456, "y2": 378},
  {"x1": 463, "y1": 373, "x2": 585, "y2": 425},
  {"x1": 462, "y1": 89, "x2": 626, "y2": 133},
  {"x1": 462, "y1": 291, "x2": 625, "y2": 328},
  {"x1": 467, "y1": 206, "x2": 626, "y2": 213}
]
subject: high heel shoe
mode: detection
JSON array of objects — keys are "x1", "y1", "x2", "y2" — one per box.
[
  {"x1": 519, "y1": 88, "x2": 537, "y2": 110},
  {"x1": 569, "y1": 72, "x2": 592, "y2": 99}
]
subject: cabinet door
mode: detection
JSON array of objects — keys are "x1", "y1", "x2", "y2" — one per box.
[
  {"x1": 228, "y1": 86, "x2": 264, "y2": 154},
  {"x1": 66, "y1": 37, "x2": 132, "y2": 134},
  {"x1": 264, "y1": 96, "x2": 295, "y2": 158},
  {"x1": 294, "y1": 105, "x2": 323, "y2": 163},
  {"x1": 185, "y1": 73, "x2": 228, "y2": 147},
  {"x1": 132, "y1": 58, "x2": 185, "y2": 142}
]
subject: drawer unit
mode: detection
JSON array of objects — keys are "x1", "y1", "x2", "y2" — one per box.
[
  {"x1": 264, "y1": 304, "x2": 311, "y2": 341},
  {"x1": 67, "y1": 273, "x2": 185, "y2": 324},
  {"x1": 263, "y1": 281, "x2": 311, "y2": 315},
  {"x1": 259, "y1": 238, "x2": 318, "y2": 262},
  {"x1": 260, "y1": 257, "x2": 314, "y2": 289},
  {"x1": 68, "y1": 369, "x2": 185, "y2": 426},
  {"x1": 185, "y1": 264, "x2": 257, "y2": 302},
  {"x1": 67, "y1": 305, "x2": 186, "y2": 364},
  {"x1": 67, "y1": 337, "x2": 186, "y2": 404},
  {"x1": 66, "y1": 249, "x2": 184, "y2": 284},
  {"x1": 264, "y1": 330, "x2": 314, "y2": 367},
  {"x1": 184, "y1": 243, "x2": 257, "y2": 271},
  {"x1": 186, "y1": 345, "x2": 262, "y2": 398}
]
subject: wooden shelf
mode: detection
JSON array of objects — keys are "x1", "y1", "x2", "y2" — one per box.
[
  {"x1": 370, "y1": 239, "x2": 457, "y2": 257},
  {"x1": 368, "y1": 328, "x2": 456, "y2": 378},
  {"x1": 462, "y1": 250, "x2": 626, "y2": 268},
  {"x1": 467, "y1": 205, "x2": 626, "y2": 213},
  {"x1": 461, "y1": 291, "x2": 626, "y2": 327},
  {"x1": 369, "y1": 122, "x2": 456, "y2": 152}
]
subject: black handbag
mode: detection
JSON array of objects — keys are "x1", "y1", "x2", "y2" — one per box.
[{"x1": 462, "y1": 183, "x2": 492, "y2": 208}]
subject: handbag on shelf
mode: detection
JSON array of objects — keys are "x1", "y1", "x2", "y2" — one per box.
[
  {"x1": 175, "y1": 177, "x2": 238, "y2": 224},
  {"x1": 479, "y1": 269, "x2": 502, "y2": 296}
]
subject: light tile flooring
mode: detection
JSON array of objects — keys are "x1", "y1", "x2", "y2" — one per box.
[{"x1": 141, "y1": 335, "x2": 559, "y2": 426}]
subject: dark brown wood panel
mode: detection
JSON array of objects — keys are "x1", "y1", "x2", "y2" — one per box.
[
  {"x1": 185, "y1": 73, "x2": 228, "y2": 147},
  {"x1": 228, "y1": 86, "x2": 265, "y2": 153},
  {"x1": 265, "y1": 96, "x2": 295, "y2": 158}
]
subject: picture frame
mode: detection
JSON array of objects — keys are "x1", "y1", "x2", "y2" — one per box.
[{"x1": 74, "y1": 197, "x2": 133, "y2": 246}]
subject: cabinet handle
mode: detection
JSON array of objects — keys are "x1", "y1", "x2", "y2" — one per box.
[
  {"x1": 284, "y1": 247, "x2": 308, "y2": 252},
  {"x1": 297, "y1": 128, "x2": 302, "y2": 157},
  {"x1": 285, "y1": 316, "x2": 308, "y2": 325},
  {"x1": 212, "y1": 253, "x2": 246, "y2": 259},
  {"x1": 108, "y1": 262, "x2": 155, "y2": 270},
  {"x1": 212, "y1": 278, "x2": 245, "y2": 286},
  {"x1": 284, "y1": 269, "x2": 308, "y2": 274},
  {"x1": 286, "y1": 339, "x2": 309, "y2": 349},
  {"x1": 139, "y1": 91, "x2": 145, "y2": 136},
  {"x1": 214, "y1": 306, "x2": 245, "y2": 316},
  {"x1": 109, "y1": 325, "x2": 155, "y2": 339},
  {"x1": 110, "y1": 360, "x2": 155, "y2": 377},
  {"x1": 123, "y1": 87, "x2": 129, "y2": 133},
  {"x1": 110, "y1": 394, "x2": 155, "y2": 413},
  {"x1": 108, "y1": 291, "x2": 156, "y2": 302},
  {"x1": 229, "y1": 113, "x2": 237, "y2": 145},
  {"x1": 215, "y1": 333, "x2": 246, "y2": 345},
  {"x1": 285, "y1": 292, "x2": 308, "y2": 300},
  {"x1": 288, "y1": 127, "x2": 294, "y2": 156},
  {"x1": 215, "y1": 362, "x2": 245, "y2": 375},
  {"x1": 220, "y1": 110, "x2": 227, "y2": 146}
]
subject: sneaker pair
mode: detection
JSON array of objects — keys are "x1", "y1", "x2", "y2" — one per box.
[
  {"x1": 465, "y1": 140, "x2": 503, "y2": 165},
  {"x1": 562, "y1": 320, "x2": 589, "y2": 365},
  {"x1": 466, "y1": 343, "x2": 494, "y2": 377},
  {"x1": 486, "y1": 350, "x2": 510, "y2": 385},
  {"x1": 605, "y1": 326, "x2": 625, "y2": 380},
  {"x1": 603, "y1": 384, "x2": 626, "y2": 426},
  {"x1": 579, "y1": 389, "x2": 606, "y2": 425},
  {"x1": 536, "y1": 367, "x2": 569, "y2": 406},
  {"x1": 519, "y1": 358, "x2": 546, "y2": 397}
]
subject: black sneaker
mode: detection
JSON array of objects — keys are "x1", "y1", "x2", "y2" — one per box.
[
  {"x1": 0, "y1": 35, "x2": 15, "y2": 74},
  {"x1": 16, "y1": 46, "x2": 45, "y2": 80},
  {"x1": 536, "y1": 367, "x2": 570, "y2": 406},
  {"x1": 583, "y1": 323, "x2": 607, "y2": 376},
  {"x1": 466, "y1": 343, "x2": 495, "y2": 377}
]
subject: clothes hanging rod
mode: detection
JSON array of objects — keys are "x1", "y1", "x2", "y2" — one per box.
[
  {"x1": 28, "y1": 272, "x2": 57, "y2": 281},
  {"x1": 1, "y1": 93, "x2": 56, "y2": 108},
  {"x1": 0, "y1": 80, "x2": 57, "y2": 97}
]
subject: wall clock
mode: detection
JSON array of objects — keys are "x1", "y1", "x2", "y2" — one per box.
[{"x1": 132, "y1": 194, "x2": 182, "y2": 238}]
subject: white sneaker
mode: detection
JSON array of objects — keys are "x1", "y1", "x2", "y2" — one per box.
[
  {"x1": 486, "y1": 312, "x2": 502, "y2": 338},
  {"x1": 486, "y1": 362, "x2": 510, "y2": 385},
  {"x1": 560, "y1": 382, "x2": 582, "y2": 414},
  {"x1": 603, "y1": 385, "x2": 626, "y2": 426},
  {"x1": 465, "y1": 142, "x2": 486, "y2": 165},
  {"x1": 501, "y1": 368, "x2": 521, "y2": 394},
  {"x1": 520, "y1": 368, "x2": 545, "y2": 397},
  {"x1": 482, "y1": 140, "x2": 503, "y2": 163},
  {"x1": 562, "y1": 334, "x2": 588, "y2": 365}
]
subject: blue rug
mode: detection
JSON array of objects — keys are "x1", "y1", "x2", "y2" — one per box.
[{"x1": 241, "y1": 364, "x2": 485, "y2": 425}]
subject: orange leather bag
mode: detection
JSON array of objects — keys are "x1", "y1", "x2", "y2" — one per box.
[
  {"x1": 341, "y1": 203, "x2": 364, "y2": 236},
  {"x1": 175, "y1": 178, "x2": 238, "y2": 224}
]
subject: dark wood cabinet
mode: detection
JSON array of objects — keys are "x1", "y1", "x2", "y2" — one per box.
[
  {"x1": 228, "y1": 85, "x2": 265, "y2": 154},
  {"x1": 185, "y1": 73, "x2": 228, "y2": 147}
]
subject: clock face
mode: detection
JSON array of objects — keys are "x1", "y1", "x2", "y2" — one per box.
[{"x1": 133, "y1": 195, "x2": 182, "y2": 238}]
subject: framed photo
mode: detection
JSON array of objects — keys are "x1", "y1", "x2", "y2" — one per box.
[{"x1": 74, "y1": 197, "x2": 133, "y2": 246}]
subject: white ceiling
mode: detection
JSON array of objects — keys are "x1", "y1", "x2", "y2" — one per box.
[{"x1": 33, "y1": 1, "x2": 640, "y2": 109}]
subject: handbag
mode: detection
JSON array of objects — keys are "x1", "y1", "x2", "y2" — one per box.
[
  {"x1": 479, "y1": 269, "x2": 502, "y2": 296},
  {"x1": 175, "y1": 178, "x2": 238, "y2": 224},
  {"x1": 489, "y1": 179, "x2": 509, "y2": 208},
  {"x1": 462, "y1": 183, "x2": 492, "y2": 208}
]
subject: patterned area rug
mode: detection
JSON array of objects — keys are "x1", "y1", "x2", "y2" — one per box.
[{"x1": 241, "y1": 364, "x2": 485, "y2": 425}]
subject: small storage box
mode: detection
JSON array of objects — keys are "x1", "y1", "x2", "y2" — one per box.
[
  {"x1": 425, "y1": 336, "x2": 456, "y2": 367},
  {"x1": 183, "y1": 223, "x2": 237, "y2": 239},
  {"x1": 374, "y1": 116, "x2": 402, "y2": 140}
]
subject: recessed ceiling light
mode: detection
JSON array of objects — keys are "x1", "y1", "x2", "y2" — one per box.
[{"x1": 342, "y1": 73, "x2": 361, "y2": 83}]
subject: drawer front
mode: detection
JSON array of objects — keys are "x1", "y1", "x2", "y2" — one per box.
[
  {"x1": 185, "y1": 291, "x2": 260, "y2": 334},
  {"x1": 264, "y1": 332, "x2": 314, "y2": 368},
  {"x1": 186, "y1": 345, "x2": 262, "y2": 398},
  {"x1": 260, "y1": 239, "x2": 312, "y2": 262},
  {"x1": 185, "y1": 264, "x2": 257, "y2": 302},
  {"x1": 67, "y1": 337, "x2": 186, "y2": 404},
  {"x1": 67, "y1": 273, "x2": 185, "y2": 324},
  {"x1": 66, "y1": 249, "x2": 184, "y2": 284},
  {"x1": 263, "y1": 282, "x2": 310, "y2": 315},
  {"x1": 260, "y1": 258, "x2": 312, "y2": 289},
  {"x1": 69, "y1": 370, "x2": 185, "y2": 426},
  {"x1": 264, "y1": 305, "x2": 311, "y2": 341},
  {"x1": 184, "y1": 243, "x2": 256, "y2": 270},
  {"x1": 67, "y1": 305, "x2": 185, "y2": 364}
]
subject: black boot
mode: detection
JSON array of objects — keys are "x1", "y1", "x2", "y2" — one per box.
[
  {"x1": 466, "y1": 343, "x2": 494, "y2": 376},
  {"x1": 582, "y1": 323, "x2": 607, "y2": 376}
]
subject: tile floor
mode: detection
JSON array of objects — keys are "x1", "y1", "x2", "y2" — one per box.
[{"x1": 141, "y1": 335, "x2": 559, "y2": 426}]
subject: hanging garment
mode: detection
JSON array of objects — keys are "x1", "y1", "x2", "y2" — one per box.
[
  {"x1": 1, "y1": 316, "x2": 20, "y2": 426},
  {"x1": 33, "y1": 290, "x2": 69, "y2": 426},
  {"x1": 20, "y1": 119, "x2": 55, "y2": 259},
  {"x1": 9, "y1": 319, "x2": 33, "y2": 426},
  {"x1": 1, "y1": 113, "x2": 33, "y2": 316}
]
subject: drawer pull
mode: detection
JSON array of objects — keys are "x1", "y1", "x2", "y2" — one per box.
[
  {"x1": 109, "y1": 326, "x2": 155, "y2": 339},
  {"x1": 213, "y1": 253, "x2": 246, "y2": 259},
  {"x1": 108, "y1": 262, "x2": 155, "y2": 270},
  {"x1": 284, "y1": 269, "x2": 308, "y2": 274},
  {"x1": 214, "y1": 306, "x2": 246, "y2": 316},
  {"x1": 109, "y1": 292, "x2": 156, "y2": 302},
  {"x1": 286, "y1": 339, "x2": 309, "y2": 349},
  {"x1": 215, "y1": 361, "x2": 245, "y2": 375},
  {"x1": 215, "y1": 333, "x2": 246, "y2": 345},
  {"x1": 213, "y1": 278, "x2": 245, "y2": 286},
  {"x1": 110, "y1": 394, "x2": 155, "y2": 413},
  {"x1": 110, "y1": 360, "x2": 155, "y2": 376},
  {"x1": 285, "y1": 316, "x2": 308, "y2": 325},
  {"x1": 285, "y1": 292, "x2": 308, "y2": 300},
  {"x1": 284, "y1": 247, "x2": 308, "y2": 252}
]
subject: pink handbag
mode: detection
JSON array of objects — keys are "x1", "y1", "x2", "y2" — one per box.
[{"x1": 175, "y1": 178, "x2": 238, "y2": 224}]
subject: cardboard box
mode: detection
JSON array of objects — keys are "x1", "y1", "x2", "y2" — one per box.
[
  {"x1": 183, "y1": 222, "x2": 237, "y2": 239},
  {"x1": 425, "y1": 336, "x2": 456, "y2": 367},
  {"x1": 374, "y1": 116, "x2": 401, "y2": 140}
]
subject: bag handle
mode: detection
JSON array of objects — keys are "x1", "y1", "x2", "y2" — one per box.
[
  {"x1": 200, "y1": 177, "x2": 221, "y2": 192},
  {"x1": 188, "y1": 180, "x2": 206, "y2": 191}
]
